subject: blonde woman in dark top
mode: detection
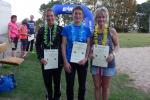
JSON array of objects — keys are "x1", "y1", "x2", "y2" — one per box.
[{"x1": 90, "y1": 6, "x2": 119, "y2": 100}]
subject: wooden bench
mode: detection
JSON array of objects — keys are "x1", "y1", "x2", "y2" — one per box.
[{"x1": 0, "y1": 43, "x2": 24, "y2": 74}]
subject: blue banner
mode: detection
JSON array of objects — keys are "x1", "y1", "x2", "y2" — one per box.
[{"x1": 52, "y1": 4, "x2": 94, "y2": 32}]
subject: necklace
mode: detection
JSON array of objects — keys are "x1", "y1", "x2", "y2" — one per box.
[
  {"x1": 71, "y1": 22, "x2": 84, "y2": 42},
  {"x1": 44, "y1": 23, "x2": 57, "y2": 47},
  {"x1": 93, "y1": 24, "x2": 108, "y2": 45}
]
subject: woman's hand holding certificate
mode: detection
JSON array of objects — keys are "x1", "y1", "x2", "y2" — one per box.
[
  {"x1": 106, "y1": 53, "x2": 114, "y2": 63},
  {"x1": 92, "y1": 45, "x2": 109, "y2": 67}
]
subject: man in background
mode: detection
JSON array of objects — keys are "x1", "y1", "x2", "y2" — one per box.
[{"x1": 26, "y1": 15, "x2": 36, "y2": 53}]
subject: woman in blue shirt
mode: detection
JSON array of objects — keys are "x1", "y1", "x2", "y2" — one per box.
[{"x1": 61, "y1": 6, "x2": 91, "y2": 100}]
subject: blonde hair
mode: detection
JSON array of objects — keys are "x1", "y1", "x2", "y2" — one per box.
[{"x1": 94, "y1": 6, "x2": 109, "y2": 24}]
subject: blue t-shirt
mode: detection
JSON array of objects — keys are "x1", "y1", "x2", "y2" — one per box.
[
  {"x1": 27, "y1": 20, "x2": 35, "y2": 34},
  {"x1": 61, "y1": 23, "x2": 91, "y2": 62}
]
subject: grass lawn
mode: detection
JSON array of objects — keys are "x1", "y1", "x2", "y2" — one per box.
[
  {"x1": 119, "y1": 33, "x2": 150, "y2": 48},
  {"x1": 0, "y1": 33, "x2": 150, "y2": 100}
]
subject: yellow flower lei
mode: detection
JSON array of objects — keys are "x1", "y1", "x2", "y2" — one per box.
[{"x1": 93, "y1": 24, "x2": 108, "y2": 45}]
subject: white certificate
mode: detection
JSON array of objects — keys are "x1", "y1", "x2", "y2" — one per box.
[
  {"x1": 92, "y1": 45, "x2": 109, "y2": 67},
  {"x1": 28, "y1": 34, "x2": 34, "y2": 41},
  {"x1": 70, "y1": 42, "x2": 87, "y2": 63},
  {"x1": 44, "y1": 49, "x2": 58, "y2": 70}
]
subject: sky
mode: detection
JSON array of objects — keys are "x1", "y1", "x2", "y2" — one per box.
[{"x1": 2, "y1": 0, "x2": 148, "y2": 22}]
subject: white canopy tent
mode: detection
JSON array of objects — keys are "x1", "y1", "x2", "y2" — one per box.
[{"x1": 0, "y1": 0, "x2": 11, "y2": 34}]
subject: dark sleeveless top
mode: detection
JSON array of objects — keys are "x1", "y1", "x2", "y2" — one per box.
[{"x1": 95, "y1": 30, "x2": 116, "y2": 68}]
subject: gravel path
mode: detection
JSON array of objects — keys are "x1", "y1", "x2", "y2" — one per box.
[{"x1": 116, "y1": 47, "x2": 150, "y2": 92}]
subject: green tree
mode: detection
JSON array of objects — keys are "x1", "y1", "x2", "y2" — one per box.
[
  {"x1": 39, "y1": 0, "x2": 75, "y2": 26},
  {"x1": 35, "y1": 18, "x2": 44, "y2": 32},
  {"x1": 35, "y1": 1, "x2": 62, "y2": 30},
  {"x1": 136, "y1": 1, "x2": 150, "y2": 32},
  {"x1": 39, "y1": 1, "x2": 61, "y2": 14},
  {"x1": 99, "y1": 0, "x2": 137, "y2": 32}
]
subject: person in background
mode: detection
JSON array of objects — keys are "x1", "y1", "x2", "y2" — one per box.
[
  {"x1": 19, "y1": 19, "x2": 28, "y2": 58},
  {"x1": 61, "y1": 6, "x2": 91, "y2": 100},
  {"x1": 8, "y1": 15, "x2": 19, "y2": 57},
  {"x1": 26, "y1": 15, "x2": 35, "y2": 53},
  {"x1": 35, "y1": 9, "x2": 63, "y2": 100},
  {"x1": 90, "y1": 6, "x2": 119, "y2": 100}
]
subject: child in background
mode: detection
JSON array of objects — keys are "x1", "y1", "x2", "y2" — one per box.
[
  {"x1": 19, "y1": 19, "x2": 28, "y2": 58},
  {"x1": 8, "y1": 15, "x2": 19, "y2": 57}
]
